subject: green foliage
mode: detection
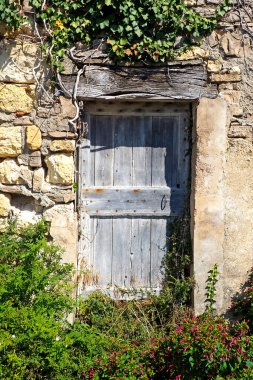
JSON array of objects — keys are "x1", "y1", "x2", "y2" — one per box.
[
  {"x1": 0, "y1": 221, "x2": 110, "y2": 379},
  {"x1": 85, "y1": 316, "x2": 253, "y2": 380},
  {"x1": 205, "y1": 263, "x2": 219, "y2": 314},
  {"x1": 0, "y1": 220, "x2": 74, "y2": 379},
  {"x1": 160, "y1": 212, "x2": 194, "y2": 312},
  {"x1": 78, "y1": 291, "x2": 163, "y2": 343},
  {"x1": 0, "y1": 0, "x2": 21, "y2": 29},
  {"x1": 0, "y1": 0, "x2": 232, "y2": 66},
  {"x1": 0, "y1": 220, "x2": 253, "y2": 379}
]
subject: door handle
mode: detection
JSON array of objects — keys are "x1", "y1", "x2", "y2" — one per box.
[{"x1": 161, "y1": 195, "x2": 167, "y2": 210}]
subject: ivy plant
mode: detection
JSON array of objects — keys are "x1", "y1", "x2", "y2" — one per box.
[{"x1": 0, "y1": 0, "x2": 232, "y2": 66}]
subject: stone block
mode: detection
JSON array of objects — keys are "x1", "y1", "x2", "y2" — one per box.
[
  {"x1": 207, "y1": 60, "x2": 222, "y2": 73},
  {"x1": 59, "y1": 96, "x2": 76, "y2": 119},
  {"x1": 45, "y1": 153, "x2": 74, "y2": 185},
  {"x1": 0, "y1": 193, "x2": 11, "y2": 216},
  {"x1": 193, "y1": 98, "x2": 228, "y2": 315},
  {"x1": 0, "y1": 126, "x2": 22, "y2": 157},
  {"x1": 33, "y1": 167, "x2": 45, "y2": 192},
  {"x1": 220, "y1": 90, "x2": 241, "y2": 104},
  {"x1": 43, "y1": 203, "x2": 77, "y2": 266},
  {"x1": 49, "y1": 140, "x2": 75, "y2": 152},
  {"x1": 0, "y1": 159, "x2": 22, "y2": 184},
  {"x1": 13, "y1": 116, "x2": 32, "y2": 126},
  {"x1": 43, "y1": 203, "x2": 74, "y2": 222},
  {"x1": 36, "y1": 107, "x2": 50, "y2": 118},
  {"x1": 211, "y1": 73, "x2": 241, "y2": 83},
  {"x1": 20, "y1": 166, "x2": 33, "y2": 188},
  {"x1": 29, "y1": 151, "x2": 42, "y2": 167},
  {"x1": 0, "y1": 112, "x2": 15, "y2": 124},
  {"x1": 17, "y1": 153, "x2": 29, "y2": 166},
  {"x1": 0, "y1": 42, "x2": 39, "y2": 84},
  {"x1": 0, "y1": 84, "x2": 34, "y2": 113},
  {"x1": 220, "y1": 32, "x2": 248, "y2": 58},
  {"x1": 46, "y1": 131, "x2": 76, "y2": 139},
  {"x1": 208, "y1": 31, "x2": 220, "y2": 48},
  {"x1": 49, "y1": 192, "x2": 76, "y2": 203},
  {"x1": 176, "y1": 46, "x2": 209, "y2": 60},
  {"x1": 228, "y1": 125, "x2": 252, "y2": 139},
  {"x1": 26, "y1": 125, "x2": 42, "y2": 150},
  {"x1": 229, "y1": 104, "x2": 243, "y2": 117}
]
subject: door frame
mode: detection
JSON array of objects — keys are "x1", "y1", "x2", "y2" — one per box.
[{"x1": 76, "y1": 97, "x2": 228, "y2": 314}]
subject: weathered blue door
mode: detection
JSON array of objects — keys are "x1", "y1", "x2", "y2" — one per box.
[{"x1": 79, "y1": 102, "x2": 190, "y2": 296}]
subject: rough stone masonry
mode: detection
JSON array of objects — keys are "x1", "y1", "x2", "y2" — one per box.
[{"x1": 0, "y1": 0, "x2": 252, "y2": 313}]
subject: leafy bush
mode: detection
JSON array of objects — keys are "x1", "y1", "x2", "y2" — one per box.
[
  {"x1": 0, "y1": 221, "x2": 109, "y2": 379},
  {"x1": 0, "y1": 221, "x2": 73, "y2": 379},
  {"x1": 158, "y1": 213, "x2": 193, "y2": 322},
  {"x1": 1, "y1": 220, "x2": 253, "y2": 380},
  {"x1": 153, "y1": 316, "x2": 253, "y2": 379},
  {"x1": 86, "y1": 316, "x2": 253, "y2": 380}
]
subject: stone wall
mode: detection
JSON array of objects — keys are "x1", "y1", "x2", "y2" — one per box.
[
  {"x1": 0, "y1": 40, "x2": 78, "y2": 266},
  {"x1": 0, "y1": 1, "x2": 252, "y2": 313},
  {"x1": 190, "y1": 2, "x2": 253, "y2": 313}
]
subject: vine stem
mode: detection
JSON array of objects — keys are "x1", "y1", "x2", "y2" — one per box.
[{"x1": 68, "y1": 65, "x2": 85, "y2": 129}]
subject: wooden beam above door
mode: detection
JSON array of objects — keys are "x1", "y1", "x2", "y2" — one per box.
[{"x1": 61, "y1": 62, "x2": 217, "y2": 100}]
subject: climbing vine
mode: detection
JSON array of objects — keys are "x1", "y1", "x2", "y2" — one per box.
[{"x1": 1, "y1": 0, "x2": 232, "y2": 67}]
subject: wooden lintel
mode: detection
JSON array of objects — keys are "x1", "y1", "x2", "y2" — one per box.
[{"x1": 61, "y1": 63, "x2": 217, "y2": 100}]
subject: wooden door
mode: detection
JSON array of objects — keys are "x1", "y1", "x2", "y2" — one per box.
[{"x1": 79, "y1": 102, "x2": 190, "y2": 296}]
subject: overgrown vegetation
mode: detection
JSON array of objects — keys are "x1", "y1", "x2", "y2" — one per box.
[
  {"x1": 0, "y1": 0, "x2": 231, "y2": 66},
  {"x1": 0, "y1": 220, "x2": 252, "y2": 379},
  {"x1": 205, "y1": 263, "x2": 219, "y2": 314}
]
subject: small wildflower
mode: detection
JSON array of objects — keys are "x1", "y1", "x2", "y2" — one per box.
[{"x1": 55, "y1": 20, "x2": 64, "y2": 30}]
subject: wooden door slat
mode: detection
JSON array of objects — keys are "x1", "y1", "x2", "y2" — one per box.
[
  {"x1": 150, "y1": 218, "x2": 168, "y2": 290},
  {"x1": 132, "y1": 116, "x2": 152, "y2": 186},
  {"x1": 113, "y1": 116, "x2": 133, "y2": 186},
  {"x1": 93, "y1": 116, "x2": 115, "y2": 186},
  {"x1": 151, "y1": 116, "x2": 175, "y2": 187},
  {"x1": 82, "y1": 187, "x2": 186, "y2": 216},
  {"x1": 92, "y1": 217, "x2": 113, "y2": 288},
  {"x1": 112, "y1": 217, "x2": 132, "y2": 289},
  {"x1": 130, "y1": 218, "x2": 151, "y2": 288}
]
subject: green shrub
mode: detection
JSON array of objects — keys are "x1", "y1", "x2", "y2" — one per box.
[
  {"x1": 153, "y1": 316, "x2": 253, "y2": 379},
  {"x1": 0, "y1": 220, "x2": 75, "y2": 379},
  {"x1": 78, "y1": 291, "x2": 164, "y2": 344},
  {"x1": 86, "y1": 316, "x2": 253, "y2": 380},
  {"x1": 1, "y1": 220, "x2": 253, "y2": 380},
  {"x1": 0, "y1": 221, "x2": 111, "y2": 380}
]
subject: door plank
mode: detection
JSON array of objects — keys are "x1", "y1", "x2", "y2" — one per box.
[
  {"x1": 132, "y1": 116, "x2": 152, "y2": 186},
  {"x1": 150, "y1": 218, "x2": 168, "y2": 290},
  {"x1": 93, "y1": 116, "x2": 115, "y2": 186},
  {"x1": 89, "y1": 115, "x2": 96, "y2": 186},
  {"x1": 92, "y1": 217, "x2": 113, "y2": 289},
  {"x1": 151, "y1": 116, "x2": 175, "y2": 187},
  {"x1": 112, "y1": 217, "x2": 132, "y2": 289},
  {"x1": 113, "y1": 116, "x2": 133, "y2": 186},
  {"x1": 130, "y1": 218, "x2": 151, "y2": 288}
]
